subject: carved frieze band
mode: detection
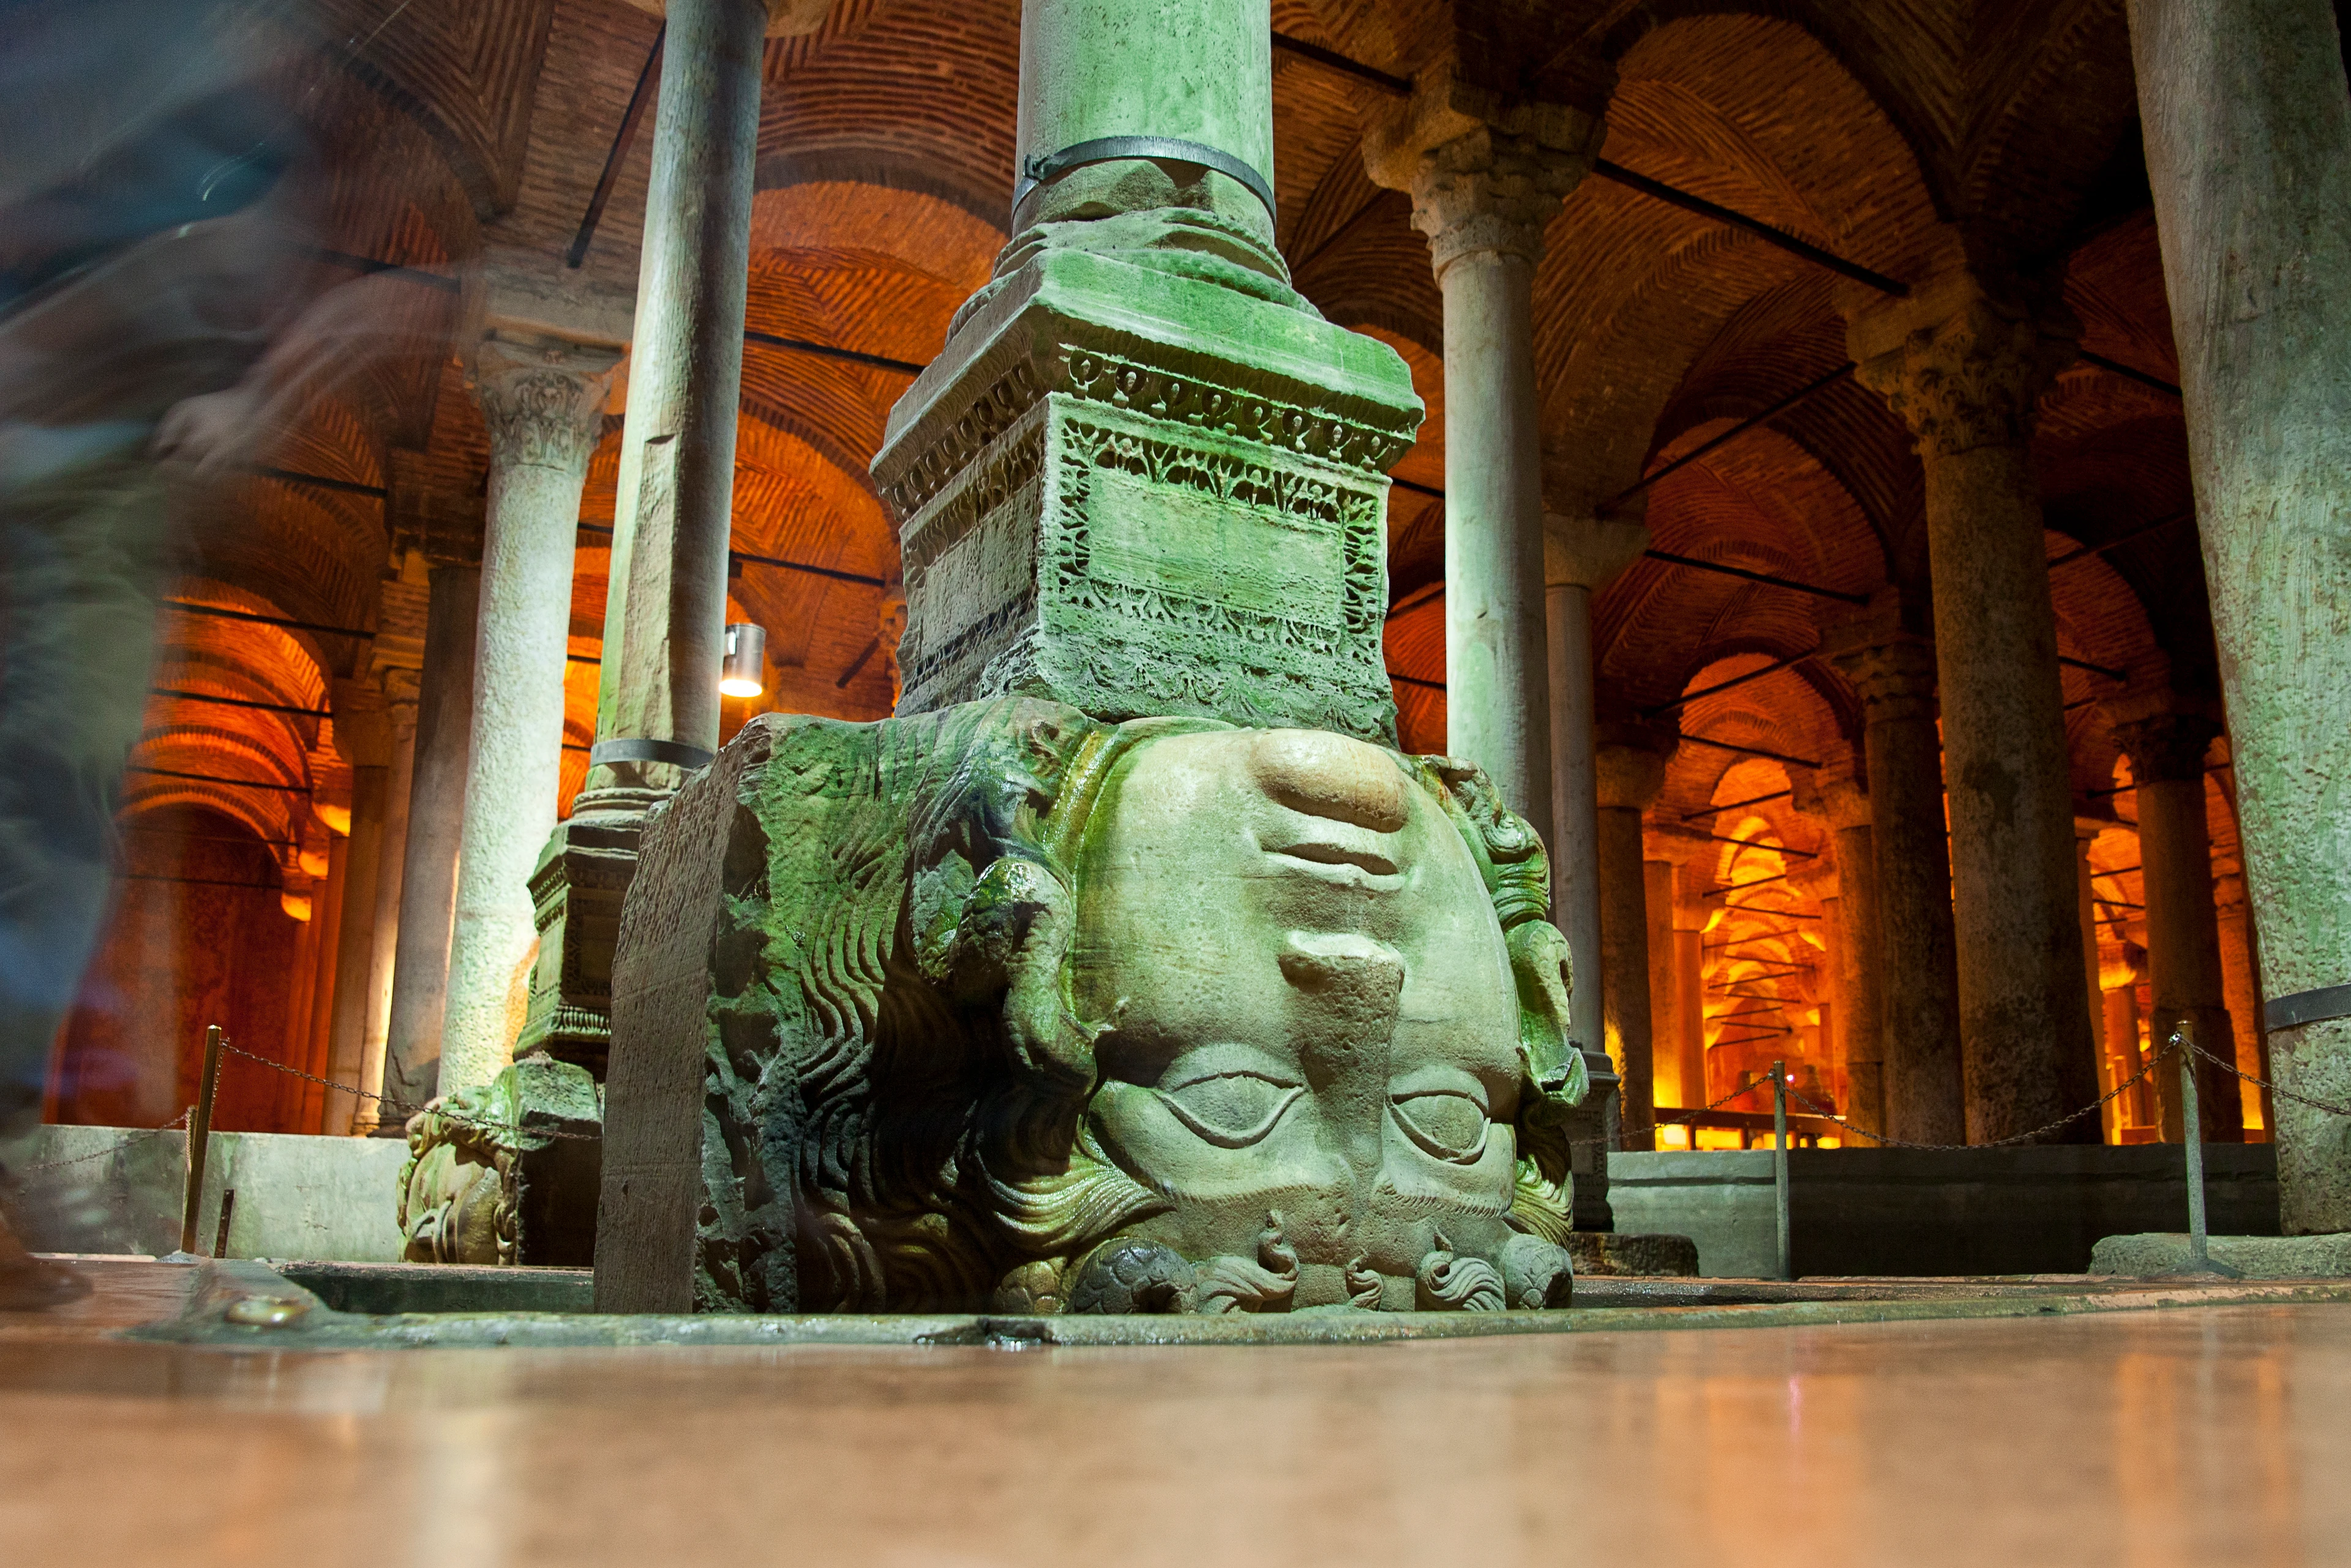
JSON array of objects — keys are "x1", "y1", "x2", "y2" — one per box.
[{"x1": 882, "y1": 345, "x2": 1419, "y2": 517}]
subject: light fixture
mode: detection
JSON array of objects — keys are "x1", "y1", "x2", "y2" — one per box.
[
  {"x1": 721, "y1": 621, "x2": 766, "y2": 698},
  {"x1": 280, "y1": 891, "x2": 313, "y2": 922}
]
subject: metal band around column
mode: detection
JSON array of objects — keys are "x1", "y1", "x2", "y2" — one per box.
[
  {"x1": 1014, "y1": 135, "x2": 1275, "y2": 220},
  {"x1": 589, "y1": 737, "x2": 716, "y2": 771},
  {"x1": 2265, "y1": 983, "x2": 2351, "y2": 1033}
]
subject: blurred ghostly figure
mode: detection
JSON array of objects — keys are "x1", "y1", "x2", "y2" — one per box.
[{"x1": 0, "y1": 0, "x2": 321, "y2": 1304}]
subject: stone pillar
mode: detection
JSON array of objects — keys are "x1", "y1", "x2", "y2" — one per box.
[
  {"x1": 1820, "y1": 778, "x2": 1886, "y2": 1136},
  {"x1": 2102, "y1": 942, "x2": 2154, "y2": 1133},
  {"x1": 303, "y1": 833, "x2": 348, "y2": 1131},
  {"x1": 353, "y1": 693, "x2": 416, "y2": 1135},
  {"x1": 2112, "y1": 710, "x2": 2241, "y2": 1142},
  {"x1": 1648, "y1": 828, "x2": 1714, "y2": 1115},
  {"x1": 439, "y1": 334, "x2": 619, "y2": 1097},
  {"x1": 1595, "y1": 738, "x2": 1669, "y2": 1145},
  {"x1": 1827, "y1": 629, "x2": 1965, "y2": 1142},
  {"x1": 1543, "y1": 514, "x2": 1650, "y2": 1066},
  {"x1": 526, "y1": 0, "x2": 781, "y2": 1071},
  {"x1": 2128, "y1": 0, "x2": 2351, "y2": 1232},
  {"x1": 1643, "y1": 858, "x2": 1678, "y2": 1106},
  {"x1": 381, "y1": 562, "x2": 479, "y2": 1121},
  {"x1": 1849, "y1": 272, "x2": 2102, "y2": 1143},
  {"x1": 323, "y1": 761, "x2": 388, "y2": 1136},
  {"x1": 2073, "y1": 820, "x2": 2110, "y2": 1139},
  {"x1": 1367, "y1": 80, "x2": 1605, "y2": 841}
]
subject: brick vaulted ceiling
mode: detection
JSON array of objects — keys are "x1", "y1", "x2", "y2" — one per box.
[{"x1": 140, "y1": 0, "x2": 2200, "y2": 934}]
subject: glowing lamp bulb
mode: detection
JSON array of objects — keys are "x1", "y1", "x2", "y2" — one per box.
[{"x1": 721, "y1": 621, "x2": 766, "y2": 698}]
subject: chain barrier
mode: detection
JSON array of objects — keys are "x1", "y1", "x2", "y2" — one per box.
[
  {"x1": 10, "y1": 1108, "x2": 192, "y2": 1178},
  {"x1": 1565, "y1": 1076, "x2": 1800, "y2": 1152},
  {"x1": 2181, "y1": 1036, "x2": 2351, "y2": 1120},
  {"x1": 209, "y1": 1043, "x2": 606, "y2": 1142},
  {"x1": 1779, "y1": 1042, "x2": 2174, "y2": 1151},
  {"x1": 212, "y1": 1038, "x2": 604, "y2": 1143}
]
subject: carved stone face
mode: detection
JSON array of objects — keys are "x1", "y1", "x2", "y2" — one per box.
[{"x1": 1072, "y1": 728, "x2": 1523, "y2": 1309}]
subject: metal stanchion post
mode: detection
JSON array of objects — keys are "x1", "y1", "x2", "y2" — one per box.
[
  {"x1": 1772, "y1": 1060, "x2": 1792, "y2": 1281},
  {"x1": 2170, "y1": 1029, "x2": 2240, "y2": 1279},
  {"x1": 178, "y1": 1025, "x2": 225, "y2": 1257}
]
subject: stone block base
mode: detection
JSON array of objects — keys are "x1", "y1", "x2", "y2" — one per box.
[
  {"x1": 9, "y1": 1127, "x2": 409, "y2": 1261},
  {"x1": 1608, "y1": 1144, "x2": 2280, "y2": 1278},
  {"x1": 1566, "y1": 1232, "x2": 1699, "y2": 1277},
  {"x1": 2088, "y1": 1231, "x2": 2351, "y2": 1278}
]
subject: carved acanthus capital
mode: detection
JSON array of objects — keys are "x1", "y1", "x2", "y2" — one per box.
[
  {"x1": 1846, "y1": 270, "x2": 2076, "y2": 457},
  {"x1": 2109, "y1": 711, "x2": 2221, "y2": 786},
  {"x1": 1545, "y1": 510, "x2": 1651, "y2": 591},
  {"x1": 1363, "y1": 62, "x2": 1602, "y2": 276},
  {"x1": 470, "y1": 332, "x2": 621, "y2": 478},
  {"x1": 1828, "y1": 635, "x2": 1938, "y2": 726}
]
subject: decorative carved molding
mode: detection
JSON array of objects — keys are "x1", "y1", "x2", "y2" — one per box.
[
  {"x1": 1848, "y1": 271, "x2": 2077, "y2": 458},
  {"x1": 470, "y1": 334, "x2": 620, "y2": 478},
  {"x1": 2109, "y1": 711, "x2": 2221, "y2": 786}
]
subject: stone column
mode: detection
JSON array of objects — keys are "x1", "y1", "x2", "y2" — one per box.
[
  {"x1": 2102, "y1": 942, "x2": 2154, "y2": 1133},
  {"x1": 1367, "y1": 81, "x2": 1605, "y2": 842},
  {"x1": 2128, "y1": 0, "x2": 2351, "y2": 1232},
  {"x1": 2073, "y1": 820, "x2": 2110, "y2": 1136},
  {"x1": 439, "y1": 334, "x2": 619, "y2": 1097},
  {"x1": 2112, "y1": 710, "x2": 2241, "y2": 1142},
  {"x1": 1820, "y1": 778, "x2": 1886, "y2": 1136},
  {"x1": 1543, "y1": 514, "x2": 1650, "y2": 1065},
  {"x1": 1849, "y1": 272, "x2": 2102, "y2": 1143},
  {"x1": 381, "y1": 561, "x2": 479, "y2": 1121},
  {"x1": 1595, "y1": 738, "x2": 1669, "y2": 1145},
  {"x1": 526, "y1": 0, "x2": 782, "y2": 1071},
  {"x1": 352, "y1": 692, "x2": 416, "y2": 1135},
  {"x1": 1643, "y1": 857, "x2": 1678, "y2": 1106},
  {"x1": 322, "y1": 762, "x2": 388, "y2": 1136},
  {"x1": 1827, "y1": 629, "x2": 1965, "y2": 1142},
  {"x1": 1648, "y1": 828, "x2": 1714, "y2": 1115},
  {"x1": 303, "y1": 833, "x2": 348, "y2": 1131}
]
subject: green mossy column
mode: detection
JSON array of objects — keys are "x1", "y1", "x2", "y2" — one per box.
[
  {"x1": 1016, "y1": 0, "x2": 1272, "y2": 189},
  {"x1": 2129, "y1": 0, "x2": 2351, "y2": 1229}
]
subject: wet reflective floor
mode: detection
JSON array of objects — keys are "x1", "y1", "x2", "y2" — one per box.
[{"x1": 3, "y1": 1261, "x2": 2347, "y2": 1566}]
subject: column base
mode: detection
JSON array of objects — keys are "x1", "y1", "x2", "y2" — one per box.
[{"x1": 514, "y1": 786, "x2": 670, "y2": 1078}]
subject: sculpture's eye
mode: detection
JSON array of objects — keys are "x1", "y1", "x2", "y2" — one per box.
[
  {"x1": 1391, "y1": 1089, "x2": 1490, "y2": 1163},
  {"x1": 1157, "y1": 1071, "x2": 1303, "y2": 1149}
]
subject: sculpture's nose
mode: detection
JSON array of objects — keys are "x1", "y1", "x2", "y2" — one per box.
[
  {"x1": 1280, "y1": 932, "x2": 1403, "y2": 1187},
  {"x1": 1248, "y1": 729, "x2": 1408, "y2": 832}
]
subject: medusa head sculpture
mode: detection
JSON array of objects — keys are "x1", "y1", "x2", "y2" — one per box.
[{"x1": 684, "y1": 697, "x2": 1586, "y2": 1314}]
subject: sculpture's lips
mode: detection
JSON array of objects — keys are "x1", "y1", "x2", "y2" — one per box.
[{"x1": 1259, "y1": 835, "x2": 1403, "y2": 888}]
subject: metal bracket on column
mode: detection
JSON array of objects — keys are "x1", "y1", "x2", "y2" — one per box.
[
  {"x1": 1015, "y1": 135, "x2": 1276, "y2": 220},
  {"x1": 588, "y1": 737, "x2": 715, "y2": 771},
  {"x1": 2264, "y1": 984, "x2": 2351, "y2": 1033}
]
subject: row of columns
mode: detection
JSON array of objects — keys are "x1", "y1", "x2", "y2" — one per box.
[{"x1": 1370, "y1": 28, "x2": 2340, "y2": 1202}]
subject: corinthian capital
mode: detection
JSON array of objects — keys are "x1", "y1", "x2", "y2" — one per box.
[
  {"x1": 1846, "y1": 270, "x2": 2077, "y2": 457},
  {"x1": 470, "y1": 332, "x2": 621, "y2": 477},
  {"x1": 1364, "y1": 61, "x2": 1603, "y2": 276}
]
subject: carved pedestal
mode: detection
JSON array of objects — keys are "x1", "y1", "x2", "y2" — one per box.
[
  {"x1": 872, "y1": 249, "x2": 1423, "y2": 742},
  {"x1": 514, "y1": 787, "x2": 668, "y2": 1075}
]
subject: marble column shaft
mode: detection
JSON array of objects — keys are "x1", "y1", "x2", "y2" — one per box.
[
  {"x1": 381, "y1": 563, "x2": 478, "y2": 1118},
  {"x1": 1381, "y1": 114, "x2": 1597, "y2": 844},
  {"x1": 1670, "y1": 863, "x2": 1709, "y2": 1109},
  {"x1": 2129, "y1": 0, "x2": 2351, "y2": 1232},
  {"x1": 303, "y1": 834, "x2": 348, "y2": 1131},
  {"x1": 2117, "y1": 714, "x2": 2240, "y2": 1141},
  {"x1": 1643, "y1": 858, "x2": 1678, "y2": 1106},
  {"x1": 353, "y1": 703, "x2": 415, "y2": 1135},
  {"x1": 323, "y1": 763, "x2": 388, "y2": 1136},
  {"x1": 1851, "y1": 281, "x2": 2100, "y2": 1142},
  {"x1": 439, "y1": 337, "x2": 618, "y2": 1097},
  {"x1": 590, "y1": 0, "x2": 769, "y2": 795},
  {"x1": 1595, "y1": 742, "x2": 1667, "y2": 1144},
  {"x1": 1543, "y1": 515, "x2": 1648, "y2": 1072},
  {"x1": 1831, "y1": 637, "x2": 1965, "y2": 1142},
  {"x1": 1826, "y1": 793, "x2": 1887, "y2": 1137}
]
